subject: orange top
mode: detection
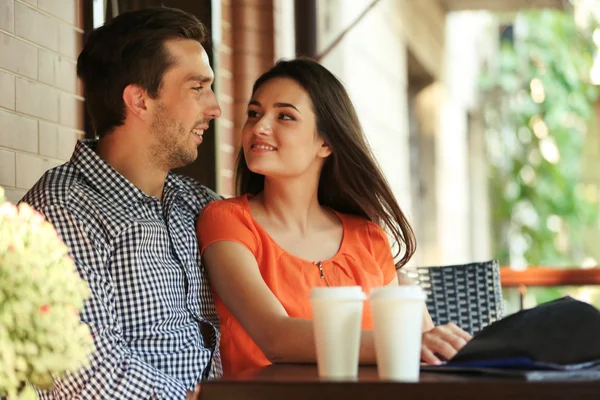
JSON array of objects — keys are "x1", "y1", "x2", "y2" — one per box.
[{"x1": 196, "y1": 195, "x2": 397, "y2": 376}]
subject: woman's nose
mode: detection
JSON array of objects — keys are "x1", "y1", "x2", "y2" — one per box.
[{"x1": 252, "y1": 116, "x2": 272, "y2": 136}]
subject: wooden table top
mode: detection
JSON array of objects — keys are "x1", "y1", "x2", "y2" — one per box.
[{"x1": 200, "y1": 364, "x2": 600, "y2": 400}]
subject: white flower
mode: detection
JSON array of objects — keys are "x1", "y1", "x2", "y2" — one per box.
[
  {"x1": 0, "y1": 186, "x2": 93, "y2": 398},
  {"x1": 0, "y1": 202, "x2": 18, "y2": 220}
]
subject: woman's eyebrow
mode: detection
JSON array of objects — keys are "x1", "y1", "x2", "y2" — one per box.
[{"x1": 248, "y1": 100, "x2": 299, "y2": 112}]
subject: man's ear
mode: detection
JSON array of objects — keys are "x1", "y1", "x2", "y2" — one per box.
[{"x1": 123, "y1": 84, "x2": 150, "y2": 121}]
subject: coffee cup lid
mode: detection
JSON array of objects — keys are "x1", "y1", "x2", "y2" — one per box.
[
  {"x1": 369, "y1": 285, "x2": 426, "y2": 301},
  {"x1": 309, "y1": 286, "x2": 366, "y2": 301}
]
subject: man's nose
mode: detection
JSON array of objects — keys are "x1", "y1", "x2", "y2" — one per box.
[{"x1": 204, "y1": 92, "x2": 221, "y2": 120}]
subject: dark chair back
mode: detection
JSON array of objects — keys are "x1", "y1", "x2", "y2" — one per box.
[{"x1": 405, "y1": 260, "x2": 504, "y2": 335}]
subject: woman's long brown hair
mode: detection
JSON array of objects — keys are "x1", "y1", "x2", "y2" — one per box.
[{"x1": 236, "y1": 58, "x2": 416, "y2": 268}]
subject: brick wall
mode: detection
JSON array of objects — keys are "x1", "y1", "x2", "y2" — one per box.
[
  {"x1": 0, "y1": 0, "x2": 83, "y2": 204},
  {"x1": 215, "y1": 0, "x2": 275, "y2": 197}
]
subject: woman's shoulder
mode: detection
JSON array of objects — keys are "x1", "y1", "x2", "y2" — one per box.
[
  {"x1": 198, "y1": 196, "x2": 255, "y2": 230},
  {"x1": 203, "y1": 195, "x2": 251, "y2": 215},
  {"x1": 336, "y1": 211, "x2": 381, "y2": 237},
  {"x1": 335, "y1": 211, "x2": 391, "y2": 254},
  {"x1": 197, "y1": 195, "x2": 259, "y2": 249}
]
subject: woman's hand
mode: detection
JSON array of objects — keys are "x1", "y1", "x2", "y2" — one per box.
[{"x1": 420, "y1": 323, "x2": 472, "y2": 365}]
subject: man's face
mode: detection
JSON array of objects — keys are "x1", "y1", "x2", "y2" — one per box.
[{"x1": 148, "y1": 39, "x2": 221, "y2": 170}]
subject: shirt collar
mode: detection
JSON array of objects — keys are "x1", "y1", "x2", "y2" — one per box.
[{"x1": 70, "y1": 139, "x2": 188, "y2": 208}]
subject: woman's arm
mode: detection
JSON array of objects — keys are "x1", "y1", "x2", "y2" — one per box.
[
  {"x1": 203, "y1": 241, "x2": 378, "y2": 364},
  {"x1": 205, "y1": 240, "x2": 470, "y2": 365}
]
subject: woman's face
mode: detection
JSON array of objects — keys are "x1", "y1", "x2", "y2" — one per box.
[{"x1": 241, "y1": 77, "x2": 331, "y2": 180}]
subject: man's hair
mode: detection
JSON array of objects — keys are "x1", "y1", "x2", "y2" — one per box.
[{"x1": 77, "y1": 7, "x2": 208, "y2": 138}]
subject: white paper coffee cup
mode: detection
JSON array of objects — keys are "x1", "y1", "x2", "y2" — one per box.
[
  {"x1": 309, "y1": 286, "x2": 366, "y2": 380},
  {"x1": 369, "y1": 285, "x2": 425, "y2": 382}
]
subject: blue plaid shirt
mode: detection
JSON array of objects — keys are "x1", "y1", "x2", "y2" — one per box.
[{"x1": 21, "y1": 140, "x2": 222, "y2": 399}]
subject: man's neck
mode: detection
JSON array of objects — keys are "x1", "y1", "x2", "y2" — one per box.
[{"x1": 96, "y1": 130, "x2": 168, "y2": 199}]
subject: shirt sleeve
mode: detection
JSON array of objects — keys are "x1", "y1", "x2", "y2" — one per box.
[
  {"x1": 196, "y1": 200, "x2": 258, "y2": 256},
  {"x1": 38, "y1": 205, "x2": 188, "y2": 400},
  {"x1": 367, "y1": 222, "x2": 398, "y2": 285}
]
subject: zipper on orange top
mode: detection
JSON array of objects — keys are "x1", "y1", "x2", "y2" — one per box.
[{"x1": 314, "y1": 261, "x2": 330, "y2": 286}]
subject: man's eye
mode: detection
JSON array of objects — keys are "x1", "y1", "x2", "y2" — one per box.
[
  {"x1": 247, "y1": 110, "x2": 259, "y2": 118},
  {"x1": 192, "y1": 86, "x2": 203, "y2": 91}
]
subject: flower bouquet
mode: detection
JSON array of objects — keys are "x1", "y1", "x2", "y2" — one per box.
[{"x1": 0, "y1": 187, "x2": 93, "y2": 399}]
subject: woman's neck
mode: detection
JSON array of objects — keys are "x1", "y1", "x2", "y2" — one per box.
[{"x1": 258, "y1": 176, "x2": 323, "y2": 236}]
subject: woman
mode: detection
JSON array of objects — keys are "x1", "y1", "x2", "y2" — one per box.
[{"x1": 197, "y1": 58, "x2": 471, "y2": 376}]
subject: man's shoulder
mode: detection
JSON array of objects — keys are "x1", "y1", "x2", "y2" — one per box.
[
  {"x1": 20, "y1": 162, "x2": 81, "y2": 211},
  {"x1": 173, "y1": 174, "x2": 222, "y2": 210}
]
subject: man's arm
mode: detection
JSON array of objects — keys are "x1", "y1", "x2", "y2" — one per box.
[{"x1": 40, "y1": 205, "x2": 189, "y2": 400}]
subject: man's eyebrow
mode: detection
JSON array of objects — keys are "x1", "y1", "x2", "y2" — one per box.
[
  {"x1": 185, "y1": 75, "x2": 213, "y2": 83},
  {"x1": 248, "y1": 100, "x2": 299, "y2": 112}
]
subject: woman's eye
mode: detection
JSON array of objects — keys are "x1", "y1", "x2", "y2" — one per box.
[
  {"x1": 247, "y1": 110, "x2": 259, "y2": 118},
  {"x1": 279, "y1": 113, "x2": 295, "y2": 121}
]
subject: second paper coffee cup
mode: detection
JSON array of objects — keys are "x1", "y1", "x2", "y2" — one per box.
[{"x1": 370, "y1": 285, "x2": 425, "y2": 382}]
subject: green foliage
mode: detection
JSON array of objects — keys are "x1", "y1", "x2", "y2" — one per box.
[{"x1": 480, "y1": 10, "x2": 599, "y2": 267}]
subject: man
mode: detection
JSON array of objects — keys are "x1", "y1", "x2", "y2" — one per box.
[{"x1": 21, "y1": 7, "x2": 221, "y2": 399}]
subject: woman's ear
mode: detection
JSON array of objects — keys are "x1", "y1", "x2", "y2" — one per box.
[{"x1": 317, "y1": 141, "x2": 333, "y2": 158}]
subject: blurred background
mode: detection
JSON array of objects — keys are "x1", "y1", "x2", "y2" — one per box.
[{"x1": 1, "y1": 0, "x2": 600, "y2": 312}]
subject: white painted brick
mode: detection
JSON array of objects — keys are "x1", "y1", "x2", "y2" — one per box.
[
  {"x1": 55, "y1": 58, "x2": 77, "y2": 93},
  {"x1": 38, "y1": 48, "x2": 54, "y2": 86},
  {"x1": 58, "y1": 23, "x2": 79, "y2": 60},
  {"x1": 0, "y1": 108, "x2": 37, "y2": 152},
  {"x1": 0, "y1": 70, "x2": 15, "y2": 109},
  {"x1": 15, "y1": 152, "x2": 61, "y2": 189},
  {"x1": 3, "y1": 187, "x2": 26, "y2": 204},
  {"x1": 0, "y1": 0, "x2": 14, "y2": 33},
  {"x1": 39, "y1": 121, "x2": 80, "y2": 160},
  {"x1": 38, "y1": 120, "x2": 57, "y2": 158},
  {"x1": 15, "y1": 1, "x2": 59, "y2": 51},
  {"x1": 38, "y1": 0, "x2": 77, "y2": 25},
  {"x1": 16, "y1": 78, "x2": 59, "y2": 122},
  {"x1": 56, "y1": 129, "x2": 80, "y2": 160},
  {"x1": 0, "y1": 32, "x2": 38, "y2": 78},
  {"x1": 58, "y1": 92, "x2": 82, "y2": 129},
  {"x1": 38, "y1": 49, "x2": 78, "y2": 93},
  {"x1": 0, "y1": 147, "x2": 16, "y2": 187}
]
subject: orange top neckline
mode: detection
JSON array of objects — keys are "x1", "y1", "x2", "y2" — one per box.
[{"x1": 239, "y1": 193, "x2": 347, "y2": 265}]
